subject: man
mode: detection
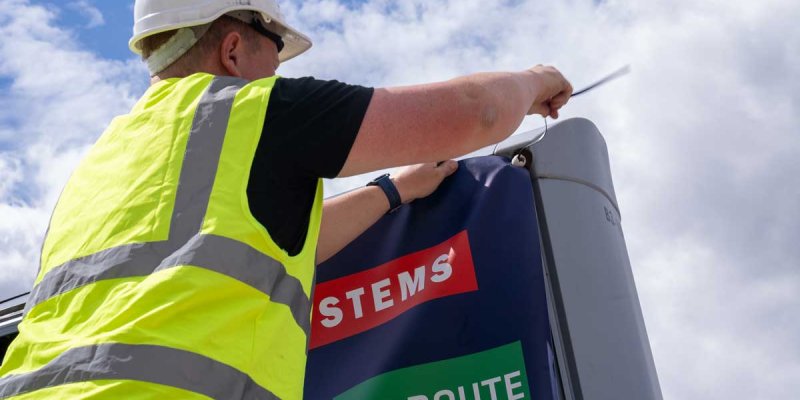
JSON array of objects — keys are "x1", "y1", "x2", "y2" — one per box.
[{"x1": 0, "y1": 1, "x2": 572, "y2": 399}]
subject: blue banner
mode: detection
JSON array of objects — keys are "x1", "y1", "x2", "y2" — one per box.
[{"x1": 305, "y1": 156, "x2": 558, "y2": 400}]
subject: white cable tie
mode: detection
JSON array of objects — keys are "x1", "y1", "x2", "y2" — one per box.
[{"x1": 511, "y1": 154, "x2": 528, "y2": 167}]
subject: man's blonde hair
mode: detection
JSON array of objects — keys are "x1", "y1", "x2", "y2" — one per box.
[{"x1": 140, "y1": 16, "x2": 260, "y2": 78}]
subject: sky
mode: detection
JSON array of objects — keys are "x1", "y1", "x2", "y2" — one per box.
[{"x1": 0, "y1": 0, "x2": 798, "y2": 398}]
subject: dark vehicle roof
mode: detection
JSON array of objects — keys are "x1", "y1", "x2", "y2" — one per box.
[{"x1": 0, "y1": 293, "x2": 27, "y2": 337}]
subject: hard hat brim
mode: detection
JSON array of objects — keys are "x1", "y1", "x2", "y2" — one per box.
[
  {"x1": 129, "y1": 8, "x2": 312, "y2": 63},
  {"x1": 270, "y1": 18, "x2": 312, "y2": 62}
]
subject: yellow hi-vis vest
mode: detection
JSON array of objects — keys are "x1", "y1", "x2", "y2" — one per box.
[{"x1": 0, "y1": 74, "x2": 322, "y2": 400}]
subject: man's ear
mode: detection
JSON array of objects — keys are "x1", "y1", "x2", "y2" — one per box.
[{"x1": 219, "y1": 31, "x2": 244, "y2": 77}]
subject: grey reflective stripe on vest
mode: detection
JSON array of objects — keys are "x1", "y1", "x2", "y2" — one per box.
[
  {"x1": 160, "y1": 234, "x2": 311, "y2": 331},
  {"x1": 0, "y1": 343, "x2": 278, "y2": 399},
  {"x1": 17, "y1": 76, "x2": 309, "y2": 397},
  {"x1": 26, "y1": 234, "x2": 311, "y2": 335},
  {"x1": 27, "y1": 76, "x2": 311, "y2": 335},
  {"x1": 170, "y1": 76, "x2": 240, "y2": 243}
]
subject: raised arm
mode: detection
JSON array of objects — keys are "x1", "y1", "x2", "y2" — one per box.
[{"x1": 338, "y1": 66, "x2": 572, "y2": 177}]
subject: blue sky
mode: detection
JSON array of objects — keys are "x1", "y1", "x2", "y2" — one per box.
[
  {"x1": 0, "y1": 1, "x2": 140, "y2": 154},
  {"x1": 36, "y1": 0, "x2": 374, "y2": 63},
  {"x1": 0, "y1": 0, "x2": 135, "y2": 201},
  {"x1": 1, "y1": 0, "x2": 799, "y2": 398},
  {"x1": 31, "y1": 1, "x2": 135, "y2": 61}
]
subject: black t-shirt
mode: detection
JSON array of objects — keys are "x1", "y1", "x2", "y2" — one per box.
[{"x1": 247, "y1": 77, "x2": 374, "y2": 256}]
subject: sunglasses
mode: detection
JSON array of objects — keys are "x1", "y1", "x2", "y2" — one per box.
[{"x1": 249, "y1": 19, "x2": 285, "y2": 53}]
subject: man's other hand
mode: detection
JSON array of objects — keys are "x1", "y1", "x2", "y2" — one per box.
[
  {"x1": 318, "y1": 160, "x2": 459, "y2": 264},
  {"x1": 341, "y1": 65, "x2": 572, "y2": 176},
  {"x1": 392, "y1": 161, "x2": 459, "y2": 204},
  {"x1": 526, "y1": 65, "x2": 573, "y2": 119}
]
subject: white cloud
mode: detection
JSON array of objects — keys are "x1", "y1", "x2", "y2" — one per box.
[
  {"x1": 279, "y1": 0, "x2": 800, "y2": 397},
  {"x1": 0, "y1": 0, "x2": 798, "y2": 398},
  {"x1": 0, "y1": 156, "x2": 22, "y2": 201},
  {"x1": 67, "y1": 0, "x2": 104, "y2": 28},
  {"x1": 0, "y1": 0, "x2": 146, "y2": 295}
]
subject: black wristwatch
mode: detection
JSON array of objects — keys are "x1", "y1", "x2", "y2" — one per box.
[{"x1": 367, "y1": 174, "x2": 403, "y2": 213}]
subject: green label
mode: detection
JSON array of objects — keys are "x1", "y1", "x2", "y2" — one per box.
[{"x1": 335, "y1": 342, "x2": 530, "y2": 400}]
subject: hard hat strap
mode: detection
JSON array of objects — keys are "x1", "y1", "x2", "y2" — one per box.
[{"x1": 146, "y1": 24, "x2": 212, "y2": 76}]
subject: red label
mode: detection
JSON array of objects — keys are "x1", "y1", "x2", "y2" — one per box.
[{"x1": 310, "y1": 231, "x2": 478, "y2": 349}]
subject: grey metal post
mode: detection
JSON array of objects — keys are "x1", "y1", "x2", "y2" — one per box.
[{"x1": 495, "y1": 118, "x2": 662, "y2": 400}]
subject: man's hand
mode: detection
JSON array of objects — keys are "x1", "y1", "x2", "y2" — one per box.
[
  {"x1": 317, "y1": 161, "x2": 458, "y2": 265},
  {"x1": 392, "y1": 161, "x2": 459, "y2": 204},
  {"x1": 526, "y1": 65, "x2": 573, "y2": 119}
]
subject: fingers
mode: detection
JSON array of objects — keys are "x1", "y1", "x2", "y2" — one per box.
[
  {"x1": 547, "y1": 74, "x2": 572, "y2": 119},
  {"x1": 543, "y1": 88, "x2": 571, "y2": 119},
  {"x1": 527, "y1": 65, "x2": 573, "y2": 119},
  {"x1": 436, "y1": 160, "x2": 459, "y2": 176},
  {"x1": 393, "y1": 161, "x2": 458, "y2": 203}
]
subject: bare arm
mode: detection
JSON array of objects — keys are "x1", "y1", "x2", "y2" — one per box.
[
  {"x1": 338, "y1": 66, "x2": 572, "y2": 176},
  {"x1": 316, "y1": 161, "x2": 459, "y2": 265}
]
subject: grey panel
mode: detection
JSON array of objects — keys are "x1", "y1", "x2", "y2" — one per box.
[
  {"x1": 0, "y1": 295, "x2": 25, "y2": 338},
  {"x1": 0, "y1": 319, "x2": 20, "y2": 338},
  {"x1": 501, "y1": 118, "x2": 661, "y2": 399}
]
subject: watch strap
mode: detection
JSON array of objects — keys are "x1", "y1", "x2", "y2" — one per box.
[{"x1": 367, "y1": 174, "x2": 403, "y2": 213}]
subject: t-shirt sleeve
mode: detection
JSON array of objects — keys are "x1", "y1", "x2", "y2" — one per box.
[
  {"x1": 247, "y1": 77, "x2": 374, "y2": 256},
  {"x1": 260, "y1": 76, "x2": 374, "y2": 179}
]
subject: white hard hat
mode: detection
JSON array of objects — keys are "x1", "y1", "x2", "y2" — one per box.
[{"x1": 129, "y1": 0, "x2": 312, "y2": 63}]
